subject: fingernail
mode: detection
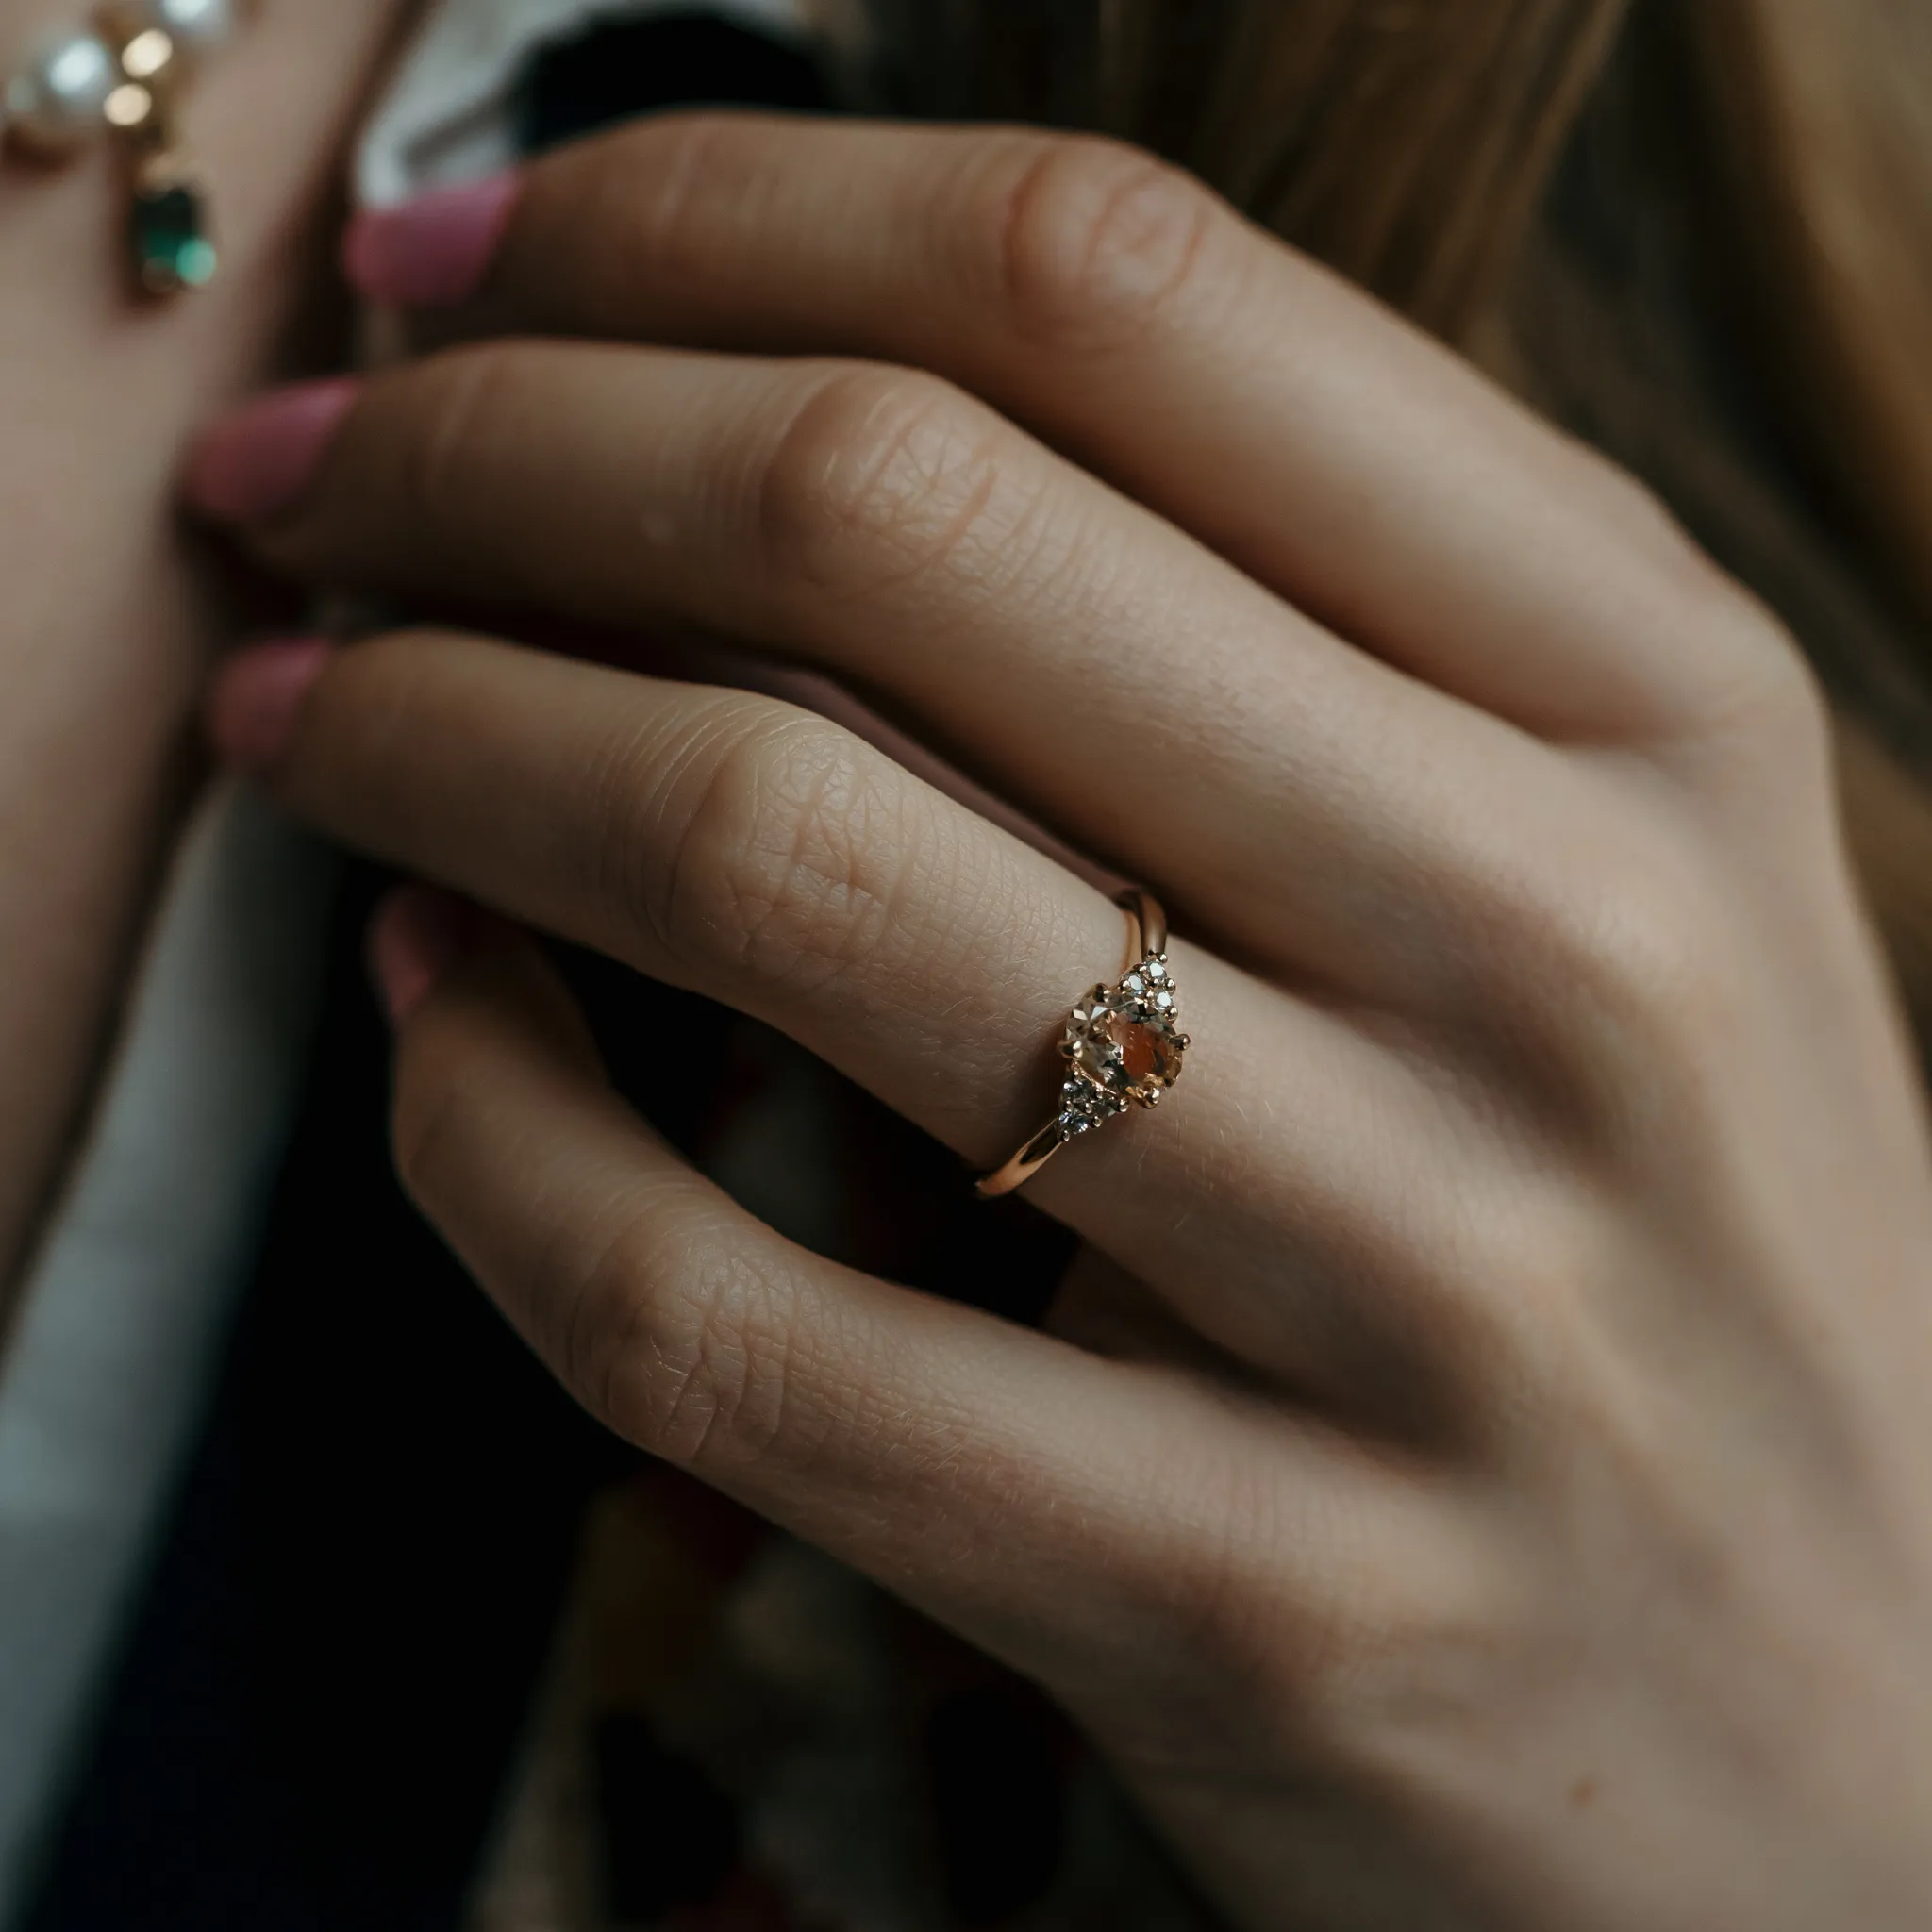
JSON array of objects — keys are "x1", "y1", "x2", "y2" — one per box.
[
  {"x1": 206, "y1": 637, "x2": 333, "y2": 774},
  {"x1": 369, "y1": 885, "x2": 476, "y2": 1027},
  {"x1": 342, "y1": 173, "x2": 521, "y2": 308},
  {"x1": 183, "y1": 377, "x2": 359, "y2": 525}
]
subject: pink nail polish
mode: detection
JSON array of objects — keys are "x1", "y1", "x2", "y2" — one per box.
[
  {"x1": 342, "y1": 174, "x2": 521, "y2": 308},
  {"x1": 206, "y1": 637, "x2": 333, "y2": 774},
  {"x1": 183, "y1": 378, "x2": 359, "y2": 525},
  {"x1": 369, "y1": 886, "x2": 476, "y2": 1026}
]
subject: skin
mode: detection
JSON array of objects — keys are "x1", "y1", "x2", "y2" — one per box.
[
  {"x1": 192, "y1": 115, "x2": 1932, "y2": 1925},
  {"x1": 0, "y1": 0, "x2": 405, "y2": 1309}
]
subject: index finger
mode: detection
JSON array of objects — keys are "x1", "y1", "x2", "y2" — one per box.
[{"x1": 353, "y1": 112, "x2": 1793, "y2": 741}]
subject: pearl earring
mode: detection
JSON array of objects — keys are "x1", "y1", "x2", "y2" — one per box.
[{"x1": 4, "y1": 1, "x2": 248, "y2": 295}]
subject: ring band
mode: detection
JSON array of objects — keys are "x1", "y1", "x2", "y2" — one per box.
[{"x1": 976, "y1": 889, "x2": 1189, "y2": 1199}]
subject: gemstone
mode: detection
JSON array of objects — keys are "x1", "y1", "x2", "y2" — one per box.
[
  {"x1": 1106, "y1": 1011, "x2": 1178, "y2": 1087},
  {"x1": 1064, "y1": 992, "x2": 1185, "y2": 1108},
  {"x1": 145, "y1": 0, "x2": 241, "y2": 51},
  {"x1": 5, "y1": 31, "x2": 116, "y2": 156},
  {"x1": 1123, "y1": 973, "x2": 1146, "y2": 994},
  {"x1": 1147, "y1": 960, "x2": 1167, "y2": 982},
  {"x1": 131, "y1": 177, "x2": 217, "y2": 293}
]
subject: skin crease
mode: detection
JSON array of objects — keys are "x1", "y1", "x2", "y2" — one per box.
[
  {"x1": 188, "y1": 115, "x2": 1932, "y2": 1926},
  {"x1": 0, "y1": 0, "x2": 410, "y2": 1312}
]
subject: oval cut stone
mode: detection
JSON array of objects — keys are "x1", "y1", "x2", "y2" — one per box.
[
  {"x1": 1064, "y1": 980, "x2": 1185, "y2": 1107},
  {"x1": 1100, "y1": 1011, "x2": 1180, "y2": 1097}
]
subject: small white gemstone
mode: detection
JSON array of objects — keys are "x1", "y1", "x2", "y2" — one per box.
[
  {"x1": 120, "y1": 30, "x2": 174, "y2": 82},
  {"x1": 144, "y1": 0, "x2": 239, "y2": 50},
  {"x1": 1154, "y1": 991, "x2": 1174, "y2": 1009},
  {"x1": 104, "y1": 82, "x2": 152, "y2": 128},
  {"x1": 1123, "y1": 973, "x2": 1146, "y2": 995},
  {"x1": 1147, "y1": 960, "x2": 1168, "y2": 982},
  {"x1": 6, "y1": 31, "x2": 115, "y2": 154}
]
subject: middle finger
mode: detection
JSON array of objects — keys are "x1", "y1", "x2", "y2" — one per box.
[{"x1": 188, "y1": 341, "x2": 1545, "y2": 992}]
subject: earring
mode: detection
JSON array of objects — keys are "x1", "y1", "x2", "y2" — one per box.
[{"x1": 4, "y1": 1, "x2": 245, "y2": 295}]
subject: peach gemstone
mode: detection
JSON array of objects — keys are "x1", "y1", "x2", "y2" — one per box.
[
  {"x1": 1108, "y1": 1013, "x2": 1174, "y2": 1090},
  {"x1": 1074, "y1": 1008, "x2": 1183, "y2": 1101}
]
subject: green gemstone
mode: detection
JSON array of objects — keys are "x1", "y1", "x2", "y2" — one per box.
[{"x1": 131, "y1": 182, "x2": 218, "y2": 294}]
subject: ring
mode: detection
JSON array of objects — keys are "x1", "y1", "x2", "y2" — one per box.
[{"x1": 976, "y1": 889, "x2": 1189, "y2": 1198}]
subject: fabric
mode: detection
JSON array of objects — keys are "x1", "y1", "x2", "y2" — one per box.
[
  {"x1": 358, "y1": 0, "x2": 817, "y2": 204},
  {"x1": 0, "y1": 792, "x2": 335, "y2": 1917}
]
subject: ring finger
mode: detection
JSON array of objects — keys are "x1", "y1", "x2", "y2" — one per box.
[{"x1": 212, "y1": 627, "x2": 1515, "y2": 1420}]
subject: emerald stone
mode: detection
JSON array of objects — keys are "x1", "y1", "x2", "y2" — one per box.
[{"x1": 131, "y1": 180, "x2": 217, "y2": 294}]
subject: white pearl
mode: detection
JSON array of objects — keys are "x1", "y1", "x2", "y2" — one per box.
[
  {"x1": 142, "y1": 0, "x2": 239, "y2": 52},
  {"x1": 4, "y1": 30, "x2": 116, "y2": 156}
]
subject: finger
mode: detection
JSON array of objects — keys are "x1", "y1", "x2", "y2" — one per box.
[
  {"x1": 373, "y1": 887, "x2": 1393, "y2": 1703},
  {"x1": 355, "y1": 113, "x2": 1797, "y2": 741},
  {"x1": 187, "y1": 341, "x2": 1548, "y2": 987},
  {"x1": 222, "y1": 631, "x2": 1521, "y2": 1434}
]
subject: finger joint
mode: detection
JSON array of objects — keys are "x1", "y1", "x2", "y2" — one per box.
[{"x1": 991, "y1": 135, "x2": 1224, "y2": 354}]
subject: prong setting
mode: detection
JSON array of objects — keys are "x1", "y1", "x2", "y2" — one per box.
[{"x1": 1055, "y1": 949, "x2": 1186, "y2": 1144}]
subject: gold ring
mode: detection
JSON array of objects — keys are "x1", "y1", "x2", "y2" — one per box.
[{"x1": 976, "y1": 889, "x2": 1189, "y2": 1199}]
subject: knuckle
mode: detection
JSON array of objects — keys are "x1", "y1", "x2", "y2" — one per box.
[
  {"x1": 757, "y1": 365, "x2": 1018, "y2": 603},
  {"x1": 1565, "y1": 858, "x2": 1724, "y2": 1017},
  {"x1": 1110, "y1": 1464, "x2": 1524, "y2": 1776},
  {"x1": 1591, "y1": 474, "x2": 1831, "y2": 761},
  {"x1": 392, "y1": 342, "x2": 530, "y2": 537},
  {"x1": 1655, "y1": 549, "x2": 1829, "y2": 746},
  {"x1": 991, "y1": 134, "x2": 1224, "y2": 352},
  {"x1": 1583, "y1": 458, "x2": 1692, "y2": 561},
  {"x1": 570, "y1": 111, "x2": 738, "y2": 291},
  {"x1": 1483, "y1": 833, "x2": 1742, "y2": 1117},
  {"x1": 569, "y1": 1213, "x2": 810, "y2": 1473},
  {"x1": 1293, "y1": 1574, "x2": 1539, "y2": 1796},
  {"x1": 629, "y1": 703, "x2": 915, "y2": 994}
]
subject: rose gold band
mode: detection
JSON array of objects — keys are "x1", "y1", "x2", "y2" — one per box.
[{"x1": 975, "y1": 889, "x2": 1186, "y2": 1199}]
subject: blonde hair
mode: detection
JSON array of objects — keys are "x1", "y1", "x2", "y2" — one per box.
[{"x1": 860, "y1": 0, "x2": 1932, "y2": 1036}]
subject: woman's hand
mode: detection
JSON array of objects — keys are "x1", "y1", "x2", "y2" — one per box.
[{"x1": 187, "y1": 115, "x2": 1932, "y2": 1928}]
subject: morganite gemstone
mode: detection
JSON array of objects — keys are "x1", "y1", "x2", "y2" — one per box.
[
  {"x1": 1070, "y1": 1004, "x2": 1184, "y2": 1102},
  {"x1": 1107, "y1": 1013, "x2": 1172, "y2": 1089}
]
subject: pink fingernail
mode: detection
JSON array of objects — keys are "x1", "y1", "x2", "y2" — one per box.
[
  {"x1": 342, "y1": 174, "x2": 521, "y2": 308},
  {"x1": 369, "y1": 885, "x2": 477, "y2": 1026},
  {"x1": 183, "y1": 377, "x2": 359, "y2": 525},
  {"x1": 206, "y1": 637, "x2": 333, "y2": 774}
]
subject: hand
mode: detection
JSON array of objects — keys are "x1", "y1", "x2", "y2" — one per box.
[{"x1": 187, "y1": 115, "x2": 1932, "y2": 1928}]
